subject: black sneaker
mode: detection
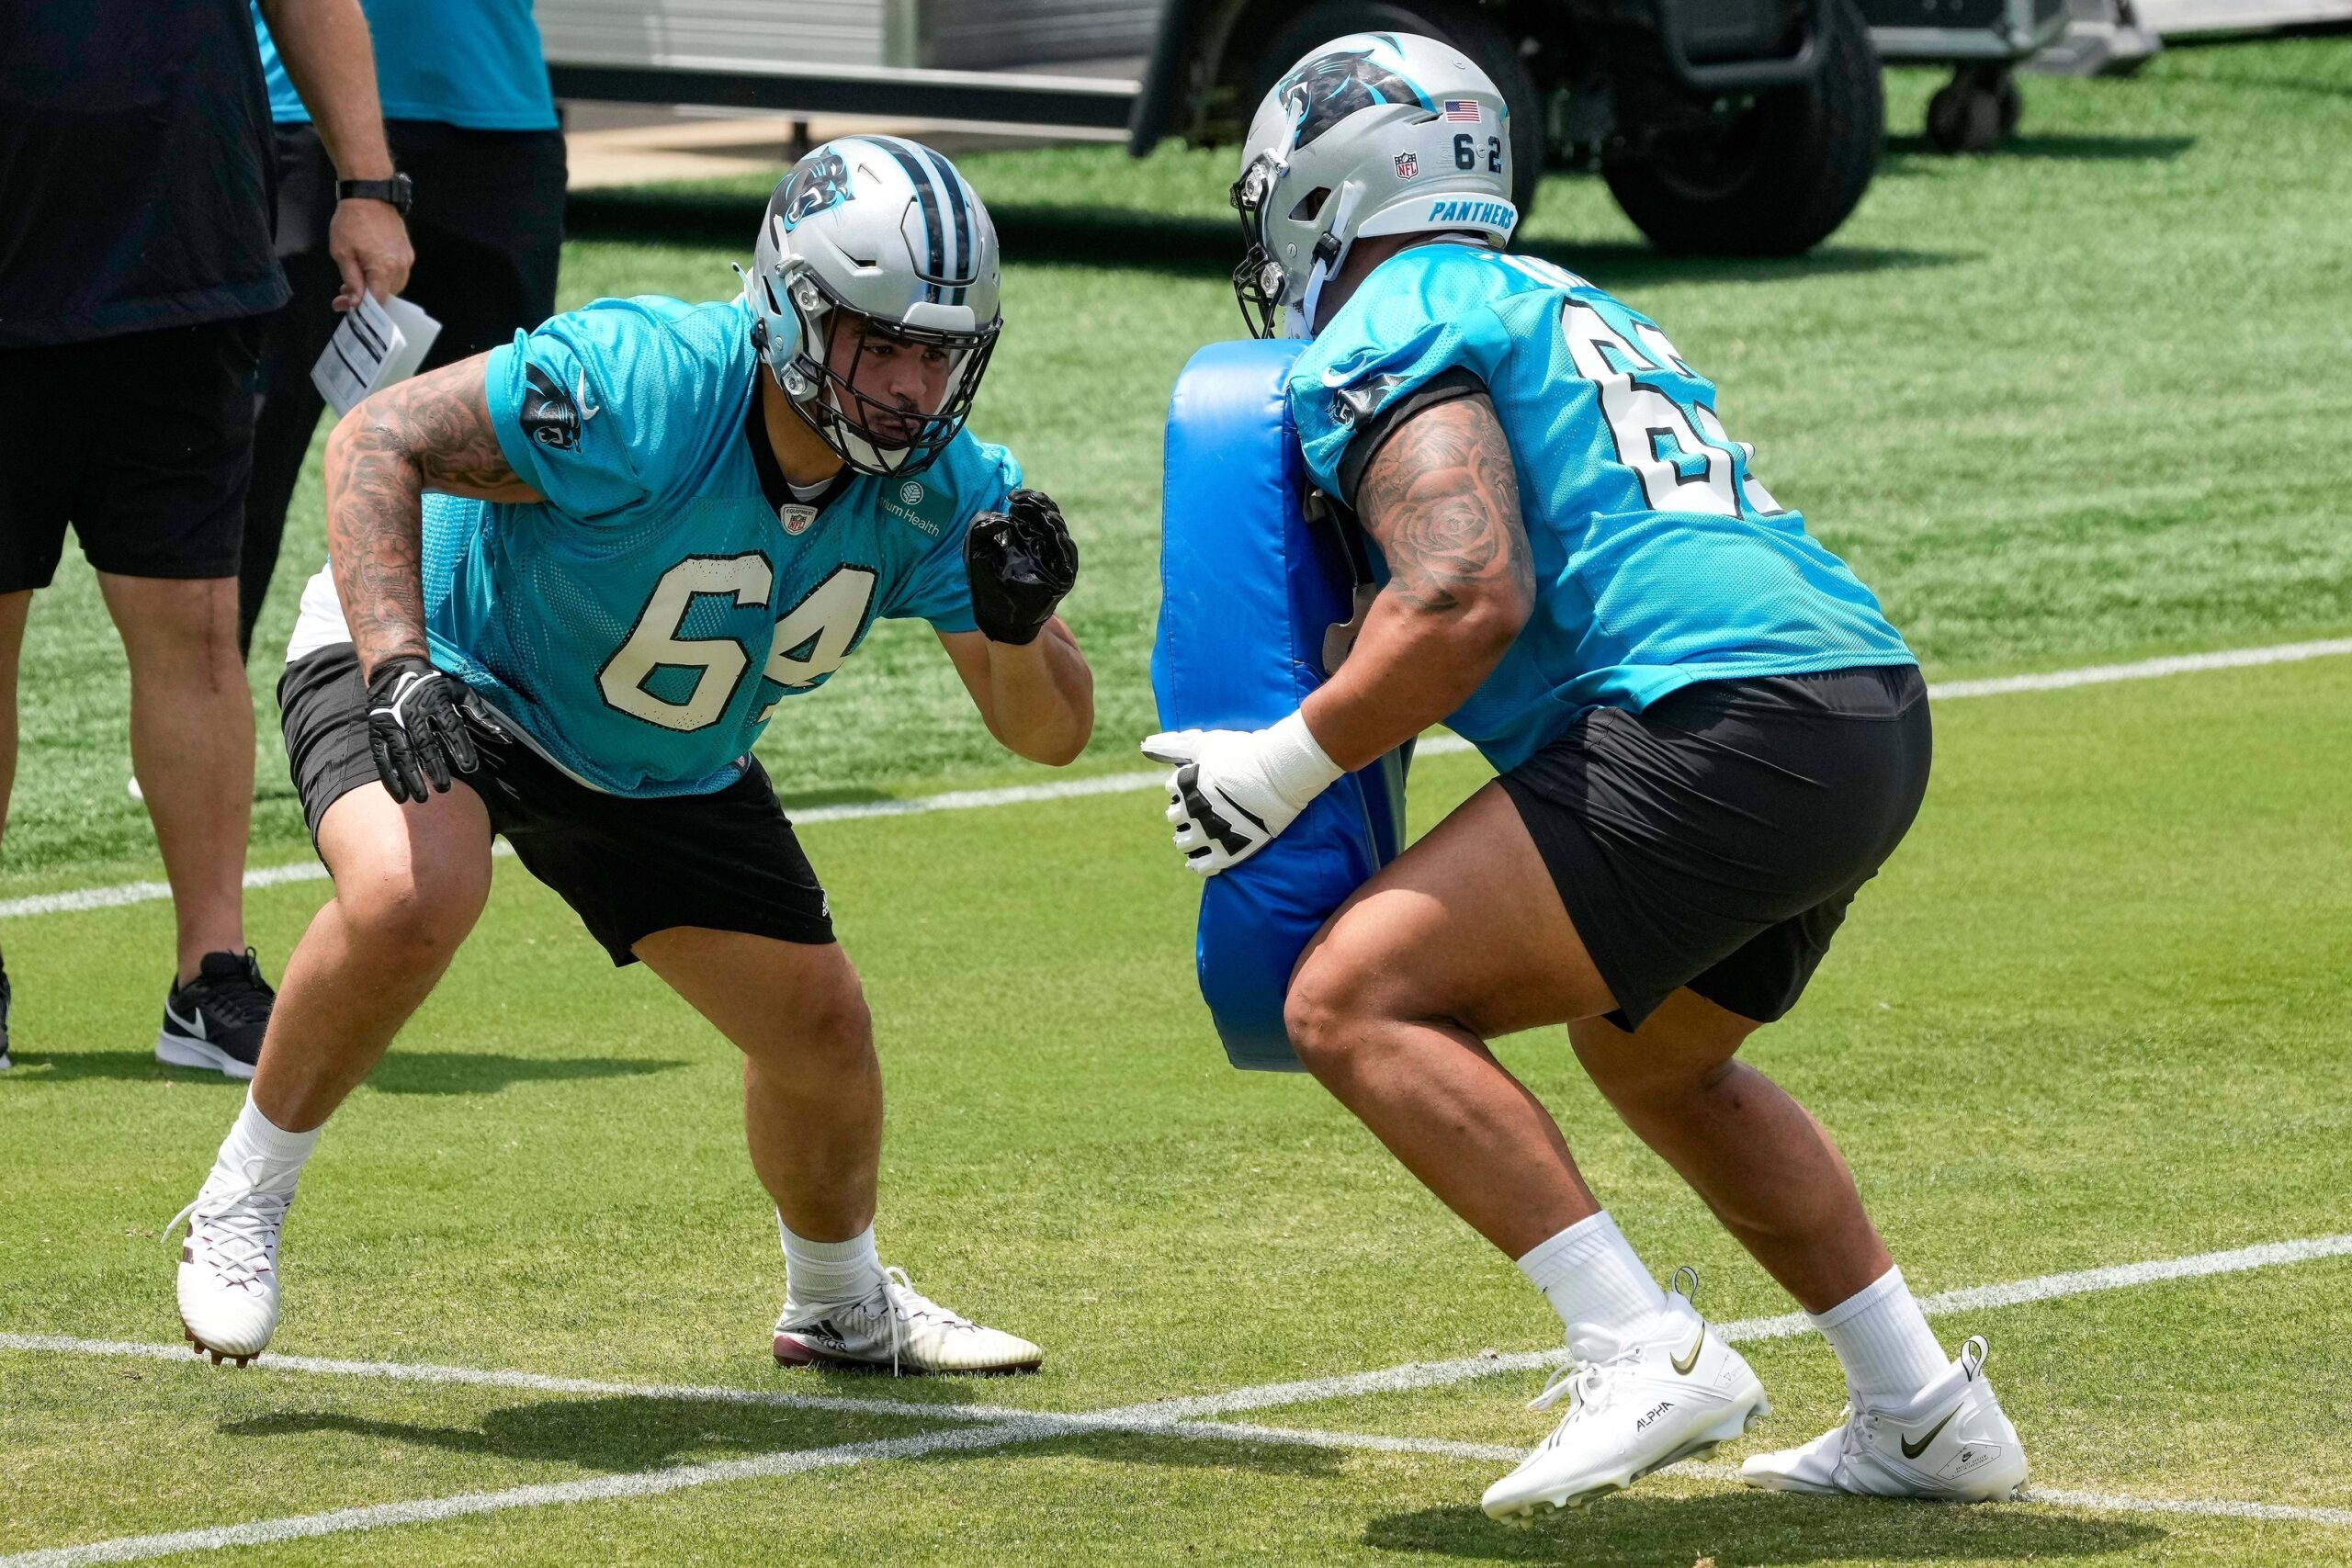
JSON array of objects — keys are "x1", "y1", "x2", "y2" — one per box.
[
  {"x1": 0, "y1": 957, "x2": 12, "y2": 1070},
  {"x1": 156, "y1": 949, "x2": 276, "y2": 1079}
]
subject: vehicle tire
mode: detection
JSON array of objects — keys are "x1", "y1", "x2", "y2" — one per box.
[
  {"x1": 1249, "y1": 0, "x2": 1544, "y2": 217},
  {"x1": 1925, "y1": 66, "x2": 2012, "y2": 154},
  {"x1": 1600, "y1": 0, "x2": 1883, "y2": 256}
]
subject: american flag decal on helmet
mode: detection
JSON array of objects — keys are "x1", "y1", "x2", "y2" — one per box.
[{"x1": 1442, "y1": 99, "x2": 1480, "y2": 122}]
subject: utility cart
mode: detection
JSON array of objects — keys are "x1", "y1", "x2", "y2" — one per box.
[{"x1": 1858, "y1": 0, "x2": 2074, "y2": 151}]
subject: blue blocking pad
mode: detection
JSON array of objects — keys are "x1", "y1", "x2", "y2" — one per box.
[{"x1": 1152, "y1": 339, "x2": 1410, "y2": 1072}]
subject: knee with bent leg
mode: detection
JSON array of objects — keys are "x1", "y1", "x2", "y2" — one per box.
[
  {"x1": 1283, "y1": 945, "x2": 1381, "y2": 1081},
  {"x1": 332, "y1": 848, "x2": 489, "y2": 972},
  {"x1": 746, "y1": 966, "x2": 876, "y2": 1081}
]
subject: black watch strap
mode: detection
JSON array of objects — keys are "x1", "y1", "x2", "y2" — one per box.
[{"x1": 337, "y1": 173, "x2": 413, "y2": 216}]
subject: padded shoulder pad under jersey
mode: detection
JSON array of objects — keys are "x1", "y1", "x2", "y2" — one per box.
[{"x1": 1152, "y1": 339, "x2": 1410, "y2": 1072}]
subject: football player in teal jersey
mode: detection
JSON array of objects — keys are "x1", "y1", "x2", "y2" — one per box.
[
  {"x1": 171, "y1": 139, "x2": 1091, "y2": 1375},
  {"x1": 1147, "y1": 34, "x2": 2028, "y2": 1516}
]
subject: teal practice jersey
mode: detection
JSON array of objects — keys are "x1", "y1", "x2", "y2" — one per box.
[
  {"x1": 1289, "y1": 242, "x2": 1913, "y2": 773},
  {"x1": 424, "y1": 294, "x2": 1012, "y2": 798}
]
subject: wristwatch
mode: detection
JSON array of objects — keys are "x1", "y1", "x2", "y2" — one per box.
[{"x1": 336, "y1": 173, "x2": 413, "y2": 216}]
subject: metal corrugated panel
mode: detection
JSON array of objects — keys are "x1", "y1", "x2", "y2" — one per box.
[
  {"x1": 920, "y1": 0, "x2": 1161, "y2": 68},
  {"x1": 536, "y1": 0, "x2": 889, "y2": 70}
]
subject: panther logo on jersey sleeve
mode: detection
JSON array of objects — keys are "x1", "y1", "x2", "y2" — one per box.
[{"x1": 519, "y1": 362, "x2": 582, "y2": 450}]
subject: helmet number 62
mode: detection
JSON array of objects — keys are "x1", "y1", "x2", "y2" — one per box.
[{"x1": 1452, "y1": 134, "x2": 1503, "y2": 175}]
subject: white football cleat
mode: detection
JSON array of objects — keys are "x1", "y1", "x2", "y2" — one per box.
[
  {"x1": 1481, "y1": 1270, "x2": 1770, "y2": 1519},
  {"x1": 1740, "y1": 1336, "x2": 2028, "y2": 1502},
  {"x1": 773, "y1": 1266, "x2": 1043, "y2": 1376},
  {"x1": 165, "y1": 1159, "x2": 295, "y2": 1365}
]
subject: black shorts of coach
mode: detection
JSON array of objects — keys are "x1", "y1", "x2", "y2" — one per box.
[
  {"x1": 280, "y1": 645, "x2": 834, "y2": 964},
  {"x1": 1497, "y1": 664, "x2": 1931, "y2": 1032},
  {"x1": 0, "y1": 319, "x2": 263, "y2": 592}
]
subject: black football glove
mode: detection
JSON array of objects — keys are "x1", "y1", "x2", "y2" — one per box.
[
  {"x1": 965, "y1": 488, "x2": 1078, "y2": 646},
  {"x1": 365, "y1": 655, "x2": 498, "y2": 804}
]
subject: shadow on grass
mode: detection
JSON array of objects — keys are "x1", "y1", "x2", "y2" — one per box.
[
  {"x1": 566, "y1": 191, "x2": 1960, "y2": 288},
  {"x1": 222, "y1": 1395, "x2": 889, "y2": 1472},
  {"x1": 1883, "y1": 133, "x2": 2197, "y2": 165},
  {"x1": 1, "y1": 1050, "x2": 682, "y2": 1096},
  {"x1": 1363, "y1": 1493, "x2": 2163, "y2": 1562}
]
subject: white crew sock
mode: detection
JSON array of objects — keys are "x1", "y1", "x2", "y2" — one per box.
[
  {"x1": 1515, "y1": 1212, "x2": 1668, "y2": 1359},
  {"x1": 779, "y1": 1217, "x2": 884, "y2": 1307},
  {"x1": 213, "y1": 1093, "x2": 320, "y2": 1195},
  {"x1": 1810, "y1": 1265, "x2": 1949, "y2": 1404}
]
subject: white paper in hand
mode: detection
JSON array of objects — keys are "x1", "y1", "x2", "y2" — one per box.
[{"x1": 311, "y1": 293, "x2": 443, "y2": 416}]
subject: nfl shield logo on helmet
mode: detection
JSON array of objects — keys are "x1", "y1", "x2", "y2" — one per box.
[{"x1": 1393, "y1": 151, "x2": 1419, "y2": 180}]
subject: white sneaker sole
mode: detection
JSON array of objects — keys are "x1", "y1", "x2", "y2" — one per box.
[
  {"x1": 155, "y1": 1030, "x2": 256, "y2": 1079},
  {"x1": 1486, "y1": 1394, "x2": 1771, "y2": 1521},
  {"x1": 179, "y1": 1318, "x2": 262, "y2": 1367},
  {"x1": 772, "y1": 1333, "x2": 1042, "y2": 1377},
  {"x1": 1741, "y1": 1462, "x2": 2029, "y2": 1503}
]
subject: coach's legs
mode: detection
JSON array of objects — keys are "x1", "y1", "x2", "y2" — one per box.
[
  {"x1": 100, "y1": 572, "x2": 253, "y2": 983},
  {"x1": 247, "y1": 782, "x2": 496, "y2": 1131},
  {"x1": 0, "y1": 591, "x2": 28, "y2": 856},
  {"x1": 633, "y1": 928, "x2": 882, "y2": 1243},
  {"x1": 1569, "y1": 992, "x2": 1891, "y2": 1314}
]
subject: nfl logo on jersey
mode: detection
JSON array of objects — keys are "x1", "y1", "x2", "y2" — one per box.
[
  {"x1": 1394, "y1": 151, "x2": 1419, "y2": 180},
  {"x1": 777, "y1": 503, "x2": 818, "y2": 536}
]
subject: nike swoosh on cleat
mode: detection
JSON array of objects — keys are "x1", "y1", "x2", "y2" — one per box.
[
  {"x1": 1671, "y1": 1325, "x2": 1705, "y2": 1376},
  {"x1": 1901, "y1": 1404, "x2": 1962, "y2": 1459}
]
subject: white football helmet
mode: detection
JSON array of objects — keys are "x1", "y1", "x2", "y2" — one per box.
[
  {"x1": 1232, "y1": 31, "x2": 1517, "y2": 339},
  {"x1": 747, "y1": 136, "x2": 1001, "y2": 476}
]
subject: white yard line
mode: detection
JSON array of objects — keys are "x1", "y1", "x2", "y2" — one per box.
[
  {"x1": 9, "y1": 1233, "x2": 2352, "y2": 1565},
  {"x1": 0, "y1": 1334, "x2": 1023, "y2": 1428},
  {"x1": 1108, "y1": 1233, "x2": 2352, "y2": 1418},
  {"x1": 5, "y1": 637, "x2": 2347, "y2": 924},
  {"x1": 13, "y1": 1393, "x2": 2352, "y2": 1568},
  {"x1": 12, "y1": 1234, "x2": 2347, "y2": 1427},
  {"x1": 0, "y1": 1417, "x2": 1052, "y2": 1568}
]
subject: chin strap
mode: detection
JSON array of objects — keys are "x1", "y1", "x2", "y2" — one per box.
[{"x1": 1283, "y1": 185, "x2": 1365, "y2": 339}]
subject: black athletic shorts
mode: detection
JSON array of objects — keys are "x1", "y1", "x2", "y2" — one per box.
[
  {"x1": 0, "y1": 318, "x2": 262, "y2": 592},
  {"x1": 279, "y1": 644, "x2": 834, "y2": 964},
  {"x1": 1497, "y1": 664, "x2": 1931, "y2": 1032}
]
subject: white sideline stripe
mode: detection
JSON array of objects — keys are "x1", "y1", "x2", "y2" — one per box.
[
  {"x1": 0, "y1": 1335, "x2": 1024, "y2": 1428},
  {"x1": 8, "y1": 1235, "x2": 2352, "y2": 1568},
  {"x1": 1926, "y1": 637, "x2": 2352, "y2": 700},
  {"x1": 0, "y1": 1417, "x2": 1056, "y2": 1568},
  {"x1": 10, "y1": 1235, "x2": 2347, "y2": 1427},
  {"x1": 1103, "y1": 1232, "x2": 2352, "y2": 1417},
  {"x1": 4, "y1": 637, "x2": 2347, "y2": 924},
  {"x1": 15, "y1": 1403, "x2": 2352, "y2": 1567}
]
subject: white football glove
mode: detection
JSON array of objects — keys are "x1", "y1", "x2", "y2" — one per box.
[{"x1": 1141, "y1": 711, "x2": 1344, "y2": 876}]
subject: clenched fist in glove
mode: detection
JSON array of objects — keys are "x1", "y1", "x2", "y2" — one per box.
[
  {"x1": 365, "y1": 656, "x2": 503, "y2": 804},
  {"x1": 965, "y1": 488, "x2": 1078, "y2": 645},
  {"x1": 1141, "y1": 711, "x2": 1345, "y2": 876}
]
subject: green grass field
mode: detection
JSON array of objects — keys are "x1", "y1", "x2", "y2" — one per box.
[{"x1": 4, "y1": 35, "x2": 2351, "y2": 1568}]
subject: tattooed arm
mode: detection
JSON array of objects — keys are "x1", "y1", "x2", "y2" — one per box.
[
  {"x1": 1298, "y1": 393, "x2": 1533, "y2": 771},
  {"x1": 322, "y1": 355, "x2": 543, "y2": 677}
]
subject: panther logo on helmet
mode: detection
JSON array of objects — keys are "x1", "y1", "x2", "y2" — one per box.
[
  {"x1": 1277, "y1": 46, "x2": 1429, "y2": 150},
  {"x1": 778, "y1": 151, "x2": 854, "y2": 230}
]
